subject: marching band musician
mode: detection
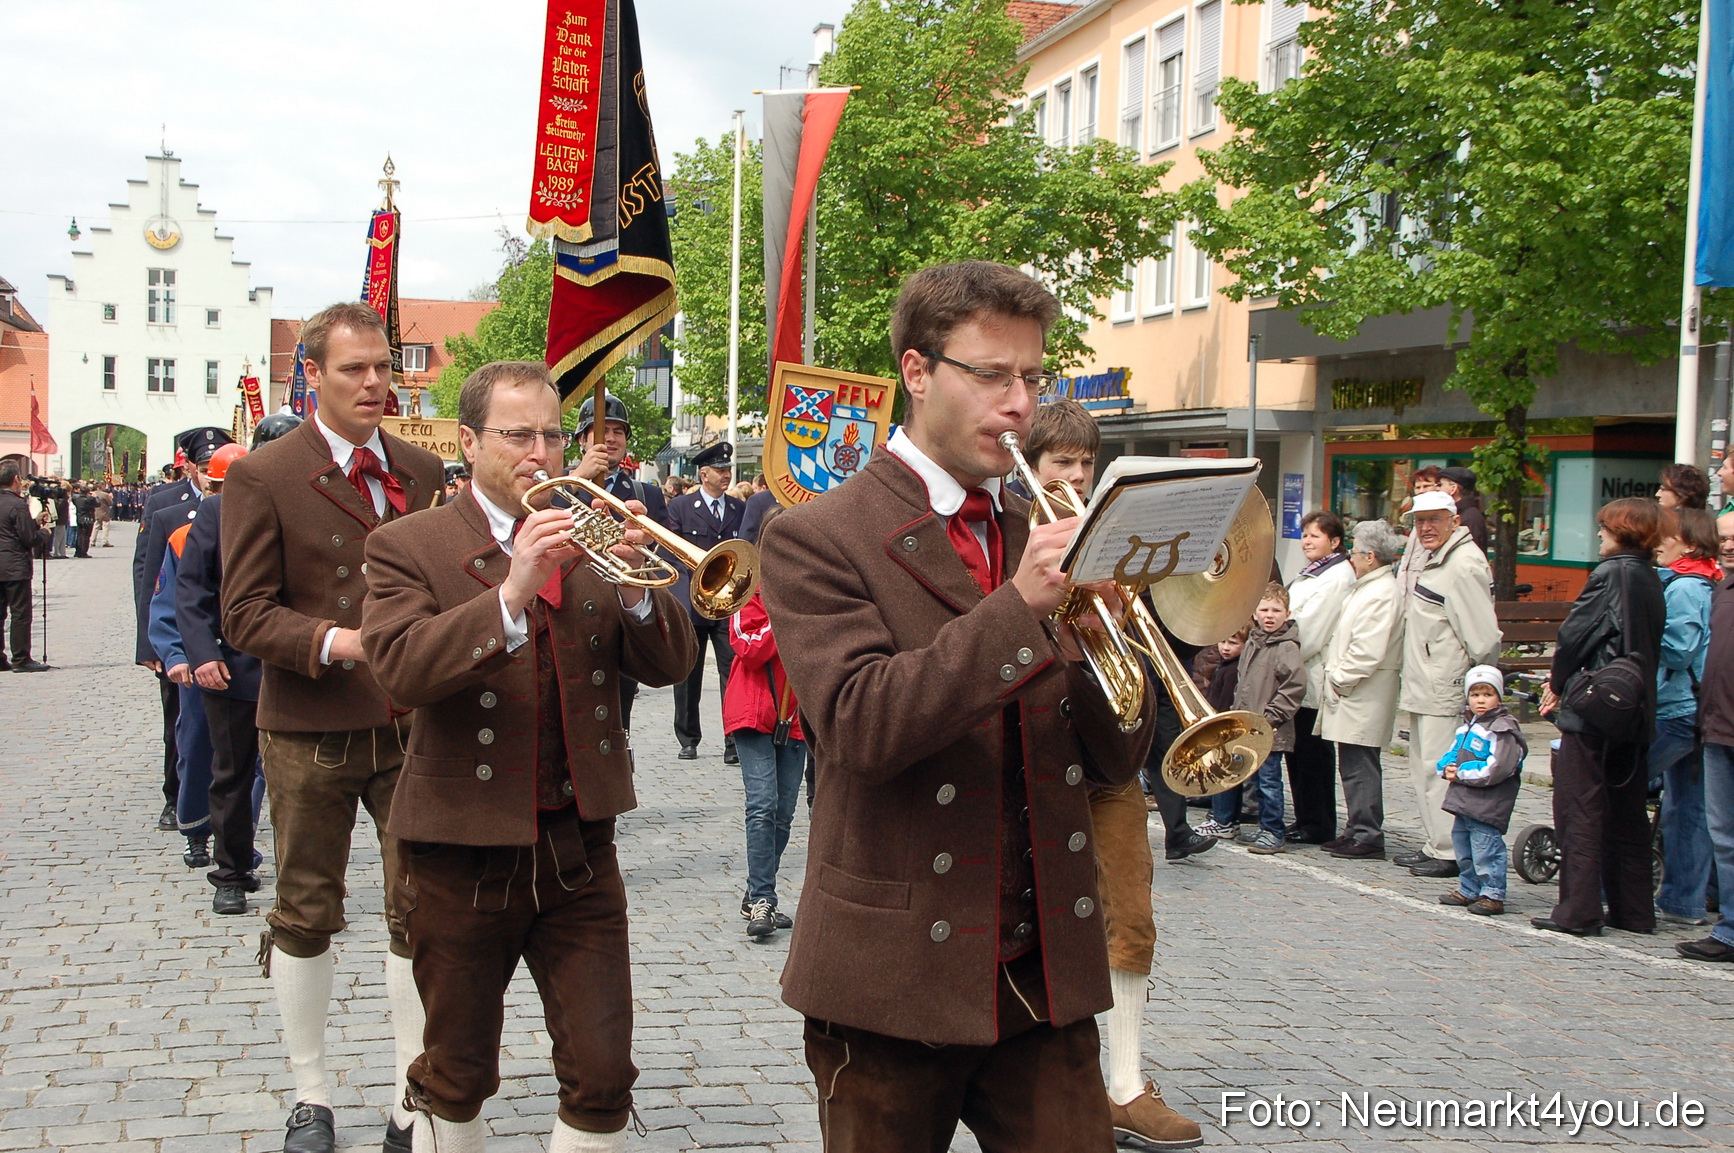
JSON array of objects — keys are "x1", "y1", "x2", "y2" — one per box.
[
  {"x1": 361, "y1": 361, "x2": 697, "y2": 1153},
  {"x1": 1022, "y1": 397, "x2": 1206, "y2": 1150},
  {"x1": 221, "y1": 302, "x2": 445, "y2": 1153},
  {"x1": 759, "y1": 260, "x2": 1155, "y2": 1152},
  {"x1": 664, "y1": 439, "x2": 747, "y2": 763}
]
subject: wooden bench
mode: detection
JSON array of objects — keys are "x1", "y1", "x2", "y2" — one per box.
[{"x1": 1495, "y1": 600, "x2": 1571, "y2": 675}]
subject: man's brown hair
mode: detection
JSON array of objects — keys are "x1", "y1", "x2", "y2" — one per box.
[
  {"x1": 1025, "y1": 397, "x2": 1099, "y2": 464},
  {"x1": 890, "y1": 261, "x2": 1060, "y2": 376},
  {"x1": 456, "y1": 362, "x2": 558, "y2": 467},
  {"x1": 300, "y1": 301, "x2": 388, "y2": 366},
  {"x1": 1259, "y1": 580, "x2": 1290, "y2": 608}
]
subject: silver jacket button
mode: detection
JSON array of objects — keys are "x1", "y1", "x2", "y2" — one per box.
[
  {"x1": 932, "y1": 853, "x2": 953, "y2": 874},
  {"x1": 594, "y1": 705, "x2": 609, "y2": 721},
  {"x1": 472, "y1": 557, "x2": 486, "y2": 570},
  {"x1": 475, "y1": 764, "x2": 493, "y2": 781},
  {"x1": 331, "y1": 534, "x2": 344, "y2": 547},
  {"x1": 902, "y1": 536, "x2": 919, "y2": 552},
  {"x1": 562, "y1": 780, "x2": 574, "y2": 796},
  {"x1": 337, "y1": 596, "x2": 351, "y2": 609},
  {"x1": 1065, "y1": 764, "x2": 1083, "y2": 786},
  {"x1": 591, "y1": 670, "x2": 606, "y2": 686},
  {"x1": 318, "y1": 476, "x2": 330, "y2": 486},
  {"x1": 1016, "y1": 647, "x2": 1033, "y2": 665},
  {"x1": 340, "y1": 659, "x2": 355, "y2": 671},
  {"x1": 336, "y1": 566, "x2": 349, "y2": 578},
  {"x1": 471, "y1": 647, "x2": 483, "y2": 659},
  {"x1": 584, "y1": 600, "x2": 598, "y2": 615},
  {"x1": 589, "y1": 636, "x2": 602, "y2": 651},
  {"x1": 999, "y1": 664, "x2": 1016, "y2": 681},
  {"x1": 486, "y1": 637, "x2": 498, "y2": 649},
  {"x1": 936, "y1": 784, "x2": 956, "y2": 805},
  {"x1": 1068, "y1": 832, "x2": 1087, "y2": 852},
  {"x1": 1074, "y1": 897, "x2": 1095, "y2": 918},
  {"x1": 479, "y1": 692, "x2": 497, "y2": 708},
  {"x1": 478, "y1": 728, "x2": 495, "y2": 745},
  {"x1": 930, "y1": 921, "x2": 951, "y2": 942},
  {"x1": 598, "y1": 739, "x2": 612, "y2": 755}
]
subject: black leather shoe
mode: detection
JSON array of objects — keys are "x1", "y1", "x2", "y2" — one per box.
[
  {"x1": 157, "y1": 804, "x2": 177, "y2": 831},
  {"x1": 677, "y1": 745, "x2": 698, "y2": 760},
  {"x1": 283, "y1": 1102, "x2": 336, "y2": 1153},
  {"x1": 1165, "y1": 830, "x2": 1218, "y2": 861},
  {"x1": 1409, "y1": 858, "x2": 1457, "y2": 878},
  {"x1": 740, "y1": 898, "x2": 793, "y2": 929},
  {"x1": 1676, "y1": 937, "x2": 1734, "y2": 962},
  {"x1": 183, "y1": 840, "x2": 211, "y2": 869},
  {"x1": 1392, "y1": 850, "x2": 1430, "y2": 868},
  {"x1": 723, "y1": 747, "x2": 739, "y2": 765},
  {"x1": 212, "y1": 886, "x2": 247, "y2": 915},
  {"x1": 382, "y1": 1116, "x2": 414, "y2": 1152},
  {"x1": 11, "y1": 659, "x2": 49, "y2": 673},
  {"x1": 1530, "y1": 917, "x2": 1603, "y2": 937}
]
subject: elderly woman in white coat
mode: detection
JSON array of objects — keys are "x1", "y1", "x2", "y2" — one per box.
[
  {"x1": 1316, "y1": 518, "x2": 1408, "y2": 858},
  {"x1": 1286, "y1": 510, "x2": 1358, "y2": 843}
]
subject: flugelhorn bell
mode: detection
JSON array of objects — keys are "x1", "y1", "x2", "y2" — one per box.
[{"x1": 522, "y1": 471, "x2": 761, "y2": 620}]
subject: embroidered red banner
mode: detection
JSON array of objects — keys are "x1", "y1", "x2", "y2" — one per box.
[
  {"x1": 528, "y1": 0, "x2": 609, "y2": 243},
  {"x1": 240, "y1": 375, "x2": 265, "y2": 423},
  {"x1": 361, "y1": 208, "x2": 403, "y2": 415}
]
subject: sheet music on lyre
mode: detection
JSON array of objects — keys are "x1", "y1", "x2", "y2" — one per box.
[{"x1": 1060, "y1": 457, "x2": 1263, "y2": 586}]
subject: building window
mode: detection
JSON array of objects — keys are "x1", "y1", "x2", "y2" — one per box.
[
  {"x1": 147, "y1": 357, "x2": 176, "y2": 393},
  {"x1": 206, "y1": 360, "x2": 220, "y2": 396},
  {"x1": 147, "y1": 269, "x2": 176, "y2": 324},
  {"x1": 1121, "y1": 38, "x2": 1146, "y2": 149},
  {"x1": 102, "y1": 303, "x2": 117, "y2": 322},
  {"x1": 1185, "y1": 227, "x2": 1213, "y2": 307},
  {"x1": 403, "y1": 344, "x2": 430, "y2": 373},
  {"x1": 1030, "y1": 92, "x2": 1048, "y2": 141},
  {"x1": 1265, "y1": 0, "x2": 1306, "y2": 91},
  {"x1": 1054, "y1": 80, "x2": 1073, "y2": 145},
  {"x1": 206, "y1": 309, "x2": 221, "y2": 327},
  {"x1": 1152, "y1": 18, "x2": 1186, "y2": 151},
  {"x1": 1192, "y1": 0, "x2": 1223, "y2": 135},
  {"x1": 1144, "y1": 229, "x2": 1178, "y2": 315},
  {"x1": 1111, "y1": 264, "x2": 1138, "y2": 323},
  {"x1": 1078, "y1": 66, "x2": 1099, "y2": 143},
  {"x1": 103, "y1": 356, "x2": 117, "y2": 391}
]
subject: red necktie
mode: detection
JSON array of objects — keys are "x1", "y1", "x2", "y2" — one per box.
[
  {"x1": 348, "y1": 445, "x2": 407, "y2": 516},
  {"x1": 510, "y1": 518, "x2": 564, "y2": 609},
  {"x1": 947, "y1": 489, "x2": 1002, "y2": 595}
]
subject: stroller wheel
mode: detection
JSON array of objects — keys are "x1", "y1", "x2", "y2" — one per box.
[{"x1": 1513, "y1": 824, "x2": 1561, "y2": 884}]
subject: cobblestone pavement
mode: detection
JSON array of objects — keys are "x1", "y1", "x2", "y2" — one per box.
[{"x1": 1, "y1": 552, "x2": 1731, "y2": 1151}]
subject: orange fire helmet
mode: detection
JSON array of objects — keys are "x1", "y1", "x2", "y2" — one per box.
[{"x1": 205, "y1": 443, "x2": 248, "y2": 482}]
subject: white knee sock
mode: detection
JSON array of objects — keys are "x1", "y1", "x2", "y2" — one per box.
[
  {"x1": 413, "y1": 1115, "x2": 487, "y2": 1153},
  {"x1": 387, "y1": 951, "x2": 427, "y2": 1130},
  {"x1": 549, "y1": 1119, "x2": 626, "y2": 1153},
  {"x1": 1106, "y1": 967, "x2": 1147, "y2": 1106},
  {"x1": 271, "y1": 947, "x2": 334, "y2": 1108}
]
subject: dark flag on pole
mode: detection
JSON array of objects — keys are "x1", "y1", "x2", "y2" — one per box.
[
  {"x1": 529, "y1": 0, "x2": 677, "y2": 408},
  {"x1": 361, "y1": 183, "x2": 404, "y2": 415}
]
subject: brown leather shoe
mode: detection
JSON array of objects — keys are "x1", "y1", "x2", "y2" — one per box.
[
  {"x1": 1109, "y1": 1082, "x2": 1204, "y2": 1149},
  {"x1": 1466, "y1": 897, "x2": 1505, "y2": 916}
]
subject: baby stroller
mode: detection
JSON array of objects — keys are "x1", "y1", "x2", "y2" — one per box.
[{"x1": 1511, "y1": 736, "x2": 1665, "y2": 892}]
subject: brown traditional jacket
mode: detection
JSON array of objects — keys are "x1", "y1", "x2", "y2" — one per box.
[
  {"x1": 759, "y1": 452, "x2": 1154, "y2": 1046},
  {"x1": 219, "y1": 417, "x2": 444, "y2": 732},
  {"x1": 360, "y1": 491, "x2": 697, "y2": 846}
]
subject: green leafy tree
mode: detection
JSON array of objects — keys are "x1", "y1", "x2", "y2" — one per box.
[
  {"x1": 668, "y1": 0, "x2": 1180, "y2": 418},
  {"x1": 431, "y1": 240, "x2": 671, "y2": 458},
  {"x1": 1179, "y1": 0, "x2": 1696, "y2": 594}
]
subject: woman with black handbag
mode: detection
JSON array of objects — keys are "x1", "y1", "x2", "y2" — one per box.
[{"x1": 1537, "y1": 497, "x2": 1667, "y2": 936}]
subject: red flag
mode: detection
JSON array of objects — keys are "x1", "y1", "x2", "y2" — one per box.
[
  {"x1": 361, "y1": 208, "x2": 404, "y2": 416},
  {"x1": 28, "y1": 379, "x2": 57, "y2": 455},
  {"x1": 762, "y1": 89, "x2": 850, "y2": 375},
  {"x1": 531, "y1": 0, "x2": 677, "y2": 407}
]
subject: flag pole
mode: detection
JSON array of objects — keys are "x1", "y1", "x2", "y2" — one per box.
[
  {"x1": 727, "y1": 109, "x2": 745, "y2": 450},
  {"x1": 1678, "y1": 0, "x2": 1713, "y2": 465}
]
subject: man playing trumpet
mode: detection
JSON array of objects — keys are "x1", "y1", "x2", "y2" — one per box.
[
  {"x1": 760, "y1": 261, "x2": 1154, "y2": 1152},
  {"x1": 361, "y1": 361, "x2": 697, "y2": 1151}
]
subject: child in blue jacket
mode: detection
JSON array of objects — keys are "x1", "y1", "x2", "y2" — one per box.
[{"x1": 1435, "y1": 665, "x2": 1527, "y2": 915}]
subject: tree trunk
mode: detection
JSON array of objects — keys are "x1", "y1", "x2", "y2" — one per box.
[{"x1": 1493, "y1": 398, "x2": 1528, "y2": 601}]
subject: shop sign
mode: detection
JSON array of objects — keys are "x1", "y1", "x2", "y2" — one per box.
[
  {"x1": 1049, "y1": 367, "x2": 1133, "y2": 411},
  {"x1": 1330, "y1": 377, "x2": 1424, "y2": 412}
]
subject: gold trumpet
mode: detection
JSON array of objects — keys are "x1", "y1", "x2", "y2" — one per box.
[
  {"x1": 522, "y1": 471, "x2": 761, "y2": 620},
  {"x1": 999, "y1": 432, "x2": 1147, "y2": 733}
]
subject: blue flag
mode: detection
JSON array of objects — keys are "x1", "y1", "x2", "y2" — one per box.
[
  {"x1": 1699, "y1": 0, "x2": 1734, "y2": 285},
  {"x1": 288, "y1": 341, "x2": 316, "y2": 416}
]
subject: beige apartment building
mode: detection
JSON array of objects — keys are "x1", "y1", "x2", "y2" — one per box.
[{"x1": 1016, "y1": 0, "x2": 1319, "y2": 571}]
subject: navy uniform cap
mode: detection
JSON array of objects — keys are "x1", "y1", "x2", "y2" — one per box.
[
  {"x1": 177, "y1": 427, "x2": 235, "y2": 465},
  {"x1": 692, "y1": 441, "x2": 734, "y2": 470}
]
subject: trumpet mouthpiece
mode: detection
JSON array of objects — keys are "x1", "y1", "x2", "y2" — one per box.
[
  {"x1": 532, "y1": 469, "x2": 551, "y2": 482},
  {"x1": 997, "y1": 431, "x2": 1021, "y2": 449}
]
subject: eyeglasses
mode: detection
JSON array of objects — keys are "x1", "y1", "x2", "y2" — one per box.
[
  {"x1": 472, "y1": 427, "x2": 574, "y2": 451},
  {"x1": 920, "y1": 350, "x2": 1060, "y2": 397}
]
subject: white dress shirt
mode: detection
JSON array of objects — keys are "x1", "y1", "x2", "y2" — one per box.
[
  {"x1": 885, "y1": 427, "x2": 1002, "y2": 556},
  {"x1": 314, "y1": 414, "x2": 390, "y2": 665}
]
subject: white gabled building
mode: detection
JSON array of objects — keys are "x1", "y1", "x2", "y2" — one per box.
[{"x1": 47, "y1": 155, "x2": 273, "y2": 478}]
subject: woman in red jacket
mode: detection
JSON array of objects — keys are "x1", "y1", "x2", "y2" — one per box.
[{"x1": 725, "y1": 505, "x2": 806, "y2": 939}]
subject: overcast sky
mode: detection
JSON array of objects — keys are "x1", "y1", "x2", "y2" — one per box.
[{"x1": 3, "y1": 0, "x2": 853, "y2": 324}]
